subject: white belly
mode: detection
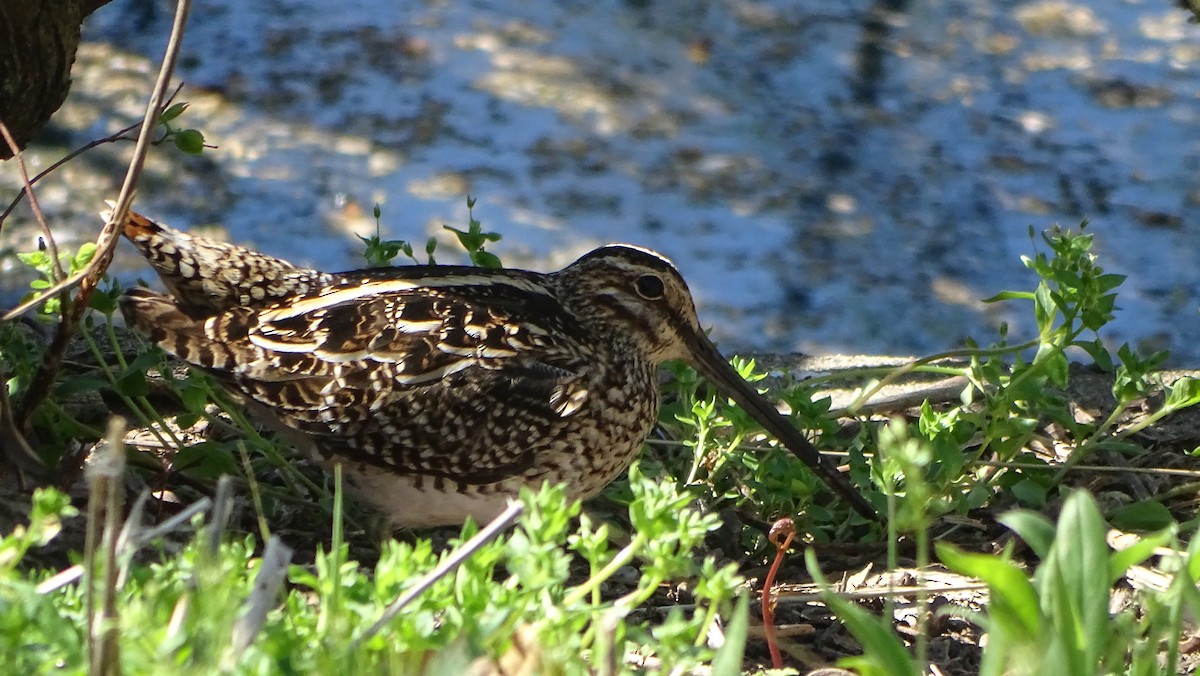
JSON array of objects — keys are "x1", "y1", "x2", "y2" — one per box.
[
  {"x1": 335, "y1": 436, "x2": 640, "y2": 528},
  {"x1": 341, "y1": 464, "x2": 517, "y2": 528}
]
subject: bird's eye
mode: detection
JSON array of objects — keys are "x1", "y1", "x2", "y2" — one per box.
[{"x1": 634, "y1": 274, "x2": 665, "y2": 300}]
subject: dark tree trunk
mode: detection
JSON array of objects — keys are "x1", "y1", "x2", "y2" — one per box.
[{"x1": 0, "y1": 0, "x2": 112, "y2": 159}]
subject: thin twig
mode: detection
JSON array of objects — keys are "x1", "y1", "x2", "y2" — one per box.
[
  {"x1": 649, "y1": 439, "x2": 1200, "y2": 478},
  {"x1": 2, "y1": 27, "x2": 191, "y2": 325},
  {"x1": 114, "y1": 490, "x2": 150, "y2": 589},
  {"x1": 773, "y1": 583, "x2": 990, "y2": 606},
  {"x1": 0, "y1": 125, "x2": 61, "y2": 473},
  {"x1": 842, "y1": 341, "x2": 1042, "y2": 414},
  {"x1": 208, "y1": 475, "x2": 235, "y2": 556},
  {"x1": 80, "y1": 0, "x2": 194, "y2": 294},
  {"x1": 0, "y1": 122, "x2": 63, "y2": 279}
]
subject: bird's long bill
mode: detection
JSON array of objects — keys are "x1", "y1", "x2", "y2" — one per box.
[{"x1": 684, "y1": 331, "x2": 880, "y2": 522}]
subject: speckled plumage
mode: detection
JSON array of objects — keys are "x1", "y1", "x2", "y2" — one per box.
[{"x1": 116, "y1": 209, "x2": 877, "y2": 526}]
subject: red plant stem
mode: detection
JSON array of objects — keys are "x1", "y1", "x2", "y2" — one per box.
[{"x1": 762, "y1": 518, "x2": 796, "y2": 669}]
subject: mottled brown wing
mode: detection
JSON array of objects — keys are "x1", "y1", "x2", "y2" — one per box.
[
  {"x1": 122, "y1": 274, "x2": 593, "y2": 483},
  {"x1": 276, "y1": 356, "x2": 591, "y2": 483}
]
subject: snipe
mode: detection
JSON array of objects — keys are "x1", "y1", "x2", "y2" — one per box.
[{"x1": 116, "y1": 209, "x2": 878, "y2": 526}]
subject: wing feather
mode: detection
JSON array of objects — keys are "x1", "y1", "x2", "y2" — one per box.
[{"x1": 123, "y1": 273, "x2": 595, "y2": 484}]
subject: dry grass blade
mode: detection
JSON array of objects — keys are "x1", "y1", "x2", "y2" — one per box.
[
  {"x1": 36, "y1": 494, "x2": 215, "y2": 595},
  {"x1": 227, "y1": 536, "x2": 294, "y2": 660},
  {"x1": 113, "y1": 489, "x2": 150, "y2": 589},
  {"x1": 208, "y1": 475, "x2": 236, "y2": 555},
  {"x1": 84, "y1": 417, "x2": 127, "y2": 676}
]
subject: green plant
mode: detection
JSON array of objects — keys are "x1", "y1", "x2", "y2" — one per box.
[
  {"x1": 815, "y1": 226, "x2": 1200, "y2": 514},
  {"x1": 443, "y1": 196, "x2": 502, "y2": 268},
  {"x1": 155, "y1": 102, "x2": 207, "y2": 155},
  {"x1": 803, "y1": 491, "x2": 1195, "y2": 676},
  {"x1": 359, "y1": 196, "x2": 503, "y2": 269},
  {"x1": 16, "y1": 241, "x2": 100, "y2": 318},
  {"x1": 664, "y1": 222, "x2": 1200, "y2": 670},
  {"x1": 9, "y1": 190, "x2": 1200, "y2": 674},
  {"x1": 0, "y1": 468, "x2": 745, "y2": 673},
  {"x1": 656, "y1": 357, "x2": 871, "y2": 543},
  {"x1": 937, "y1": 491, "x2": 1185, "y2": 676},
  {"x1": 358, "y1": 203, "x2": 438, "y2": 267},
  {"x1": 0, "y1": 489, "x2": 83, "y2": 669}
]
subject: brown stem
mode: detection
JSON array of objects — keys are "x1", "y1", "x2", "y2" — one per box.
[{"x1": 762, "y1": 517, "x2": 796, "y2": 670}]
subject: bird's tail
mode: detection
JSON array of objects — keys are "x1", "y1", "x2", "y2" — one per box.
[
  {"x1": 105, "y1": 203, "x2": 332, "y2": 312},
  {"x1": 119, "y1": 287, "x2": 247, "y2": 373}
]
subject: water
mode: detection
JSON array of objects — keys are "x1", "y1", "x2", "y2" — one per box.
[{"x1": 4, "y1": 0, "x2": 1198, "y2": 364}]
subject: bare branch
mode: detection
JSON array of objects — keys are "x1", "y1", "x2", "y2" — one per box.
[{"x1": 8, "y1": 0, "x2": 193, "y2": 443}]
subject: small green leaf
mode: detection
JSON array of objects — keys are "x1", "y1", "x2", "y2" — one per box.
[
  {"x1": 173, "y1": 441, "x2": 241, "y2": 477},
  {"x1": 1095, "y1": 273, "x2": 1126, "y2": 293},
  {"x1": 158, "y1": 101, "x2": 189, "y2": 124},
  {"x1": 16, "y1": 249, "x2": 52, "y2": 274},
  {"x1": 70, "y1": 242, "x2": 97, "y2": 272},
  {"x1": 999, "y1": 509, "x2": 1056, "y2": 559},
  {"x1": 473, "y1": 251, "x2": 502, "y2": 269},
  {"x1": 115, "y1": 368, "x2": 149, "y2": 397},
  {"x1": 88, "y1": 281, "x2": 122, "y2": 314},
  {"x1": 1033, "y1": 283, "x2": 1055, "y2": 331},
  {"x1": 1107, "y1": 527, "x2": 1173, "y2": 584},
  {"x1": 53, "y1": 376, "x2": 109, "y2": 398},
  {"x1": 1077, "y1": 339, "x2": 1115, "y2": 372},
  {"x1": 1040, "y1": 350, "x2": 1069, "y2": 388},
  {"x1": 936, "y1": 541, "x2": 1042, "y2": 637},
  {"x1": 983, "y1": 290, "x2": 1036, "y2": 303},
  {"x1": 1108, "y1": 501, "x2": 1174, "y2": 532},
  {"x1": 1165, "y1": 377, "x2": 1200, "y2": 412},
  {"x1": 125, "y1": 350, "x2": 165, "y2": 375}
]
